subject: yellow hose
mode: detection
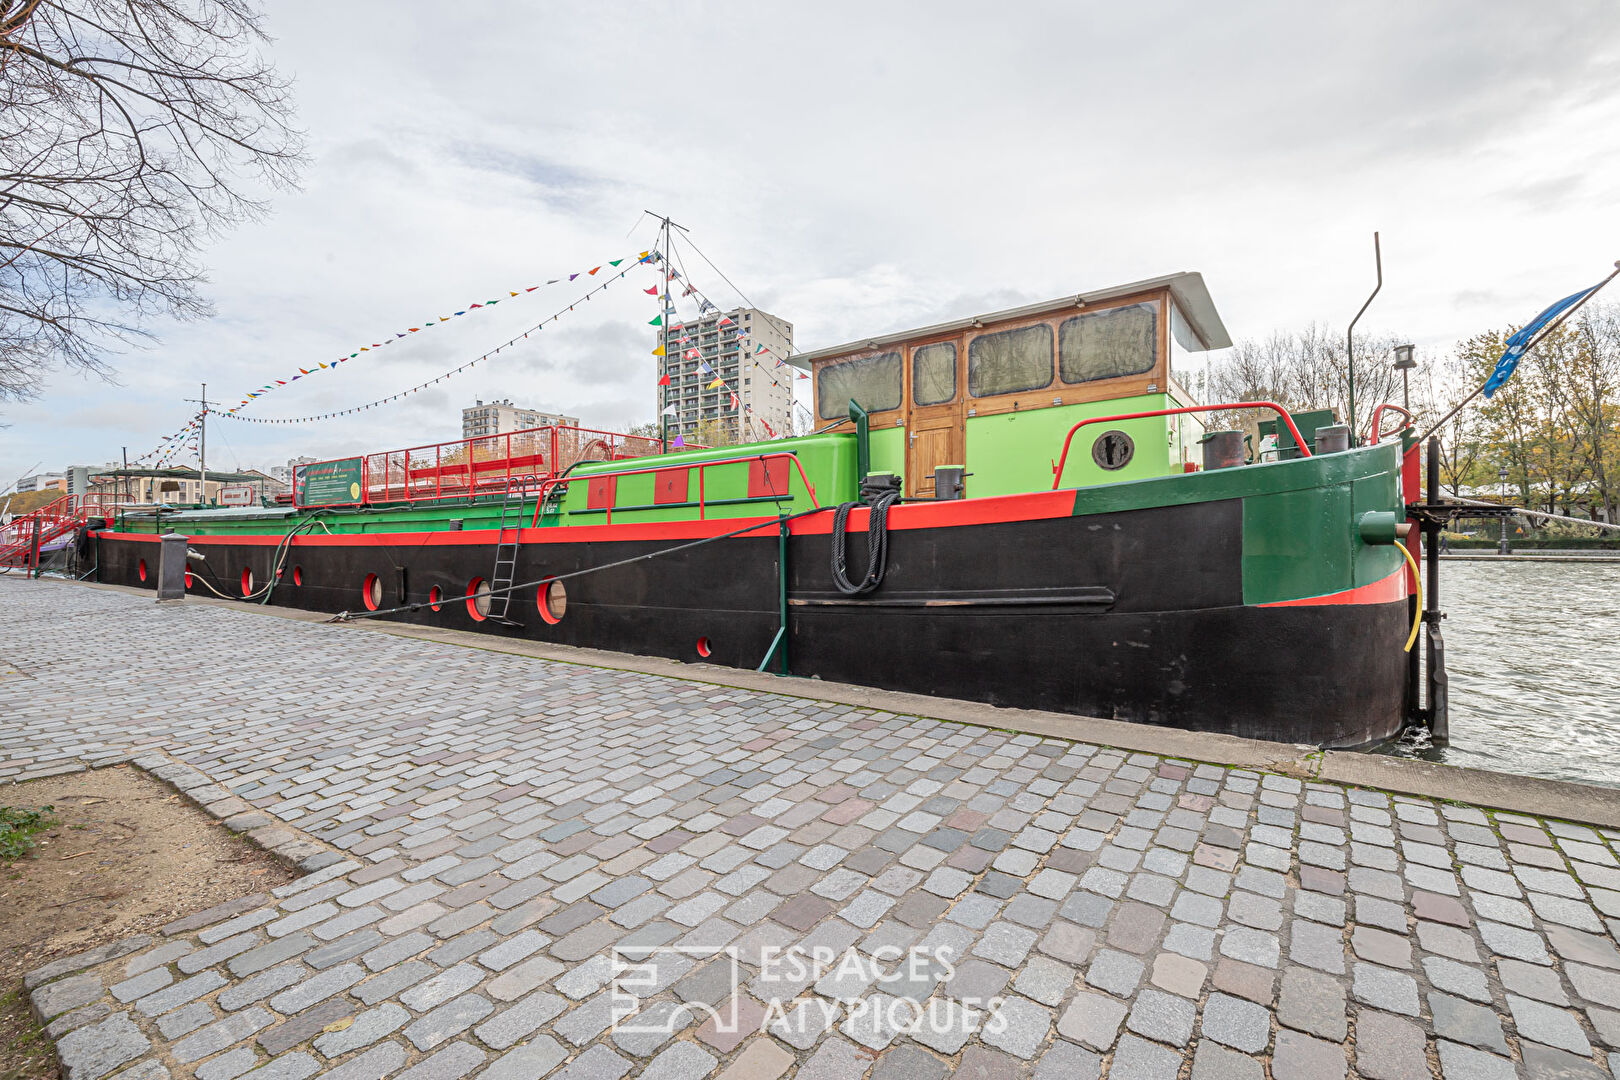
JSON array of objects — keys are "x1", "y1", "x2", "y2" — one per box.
[{"x1": 1398, "y1": 540, "x2": 1423, "y2": 652}]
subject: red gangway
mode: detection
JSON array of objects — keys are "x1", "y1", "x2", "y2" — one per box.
[{"x1": 0, "y1": 493, "x2": 130, "y2": 570}]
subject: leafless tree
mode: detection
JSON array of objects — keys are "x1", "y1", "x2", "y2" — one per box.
[
  {"x1": 0, "y1": 0, "x2": 303, "y2": 400},
  {"x1": 1205, "y1": 323, "x2": 1417, "y2": 442}
]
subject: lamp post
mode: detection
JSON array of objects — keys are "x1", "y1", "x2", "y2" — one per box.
[
  {"x1": 1498, "y1": 465, "x2": 1511, "y2": 555},
  {"x1": 1393, "y1": 344, "x2": 1416, "y2": 412}
]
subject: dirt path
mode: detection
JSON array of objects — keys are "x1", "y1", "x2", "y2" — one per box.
[{"x1": 0, "y1": 765, "x2": 294, "y2": 1080}]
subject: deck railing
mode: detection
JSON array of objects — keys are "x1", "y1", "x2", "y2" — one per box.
[
  {"x1": 1051, "y1": 401, "x2": 1312, "y2": 489},
  {"x1": 315, "y1": 425, "x2": 678, "y2": 507},
  {"x1": 531, "y1": 451, "x2": 819, "y2": 526}
]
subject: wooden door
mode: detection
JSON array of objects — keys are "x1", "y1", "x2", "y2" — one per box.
[{"x1": 905, "y1": 337, "x2": 966, "y2": 498}]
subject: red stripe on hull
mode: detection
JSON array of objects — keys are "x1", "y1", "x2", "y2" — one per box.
[
  {"x1": 1257, "y1": 565, "x2": 1408, "y2": 608},
  {"x1": 88, "y1": 489, "x2": 1083, "y2": 549}
]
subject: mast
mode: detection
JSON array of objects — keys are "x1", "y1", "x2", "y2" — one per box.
[
  {"x1": 647, "y1": 212, "x2": 688, "y2": 453},
  {"x1": 199, "y1": 382, "x2": 207, "y2": 503},
  {"x1": 660, "y1": 216, "x2": 671, "y2": 454}
]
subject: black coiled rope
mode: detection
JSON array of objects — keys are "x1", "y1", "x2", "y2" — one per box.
[{"x1": 830, "y1": 490, "x2": 901, "y2": 596}]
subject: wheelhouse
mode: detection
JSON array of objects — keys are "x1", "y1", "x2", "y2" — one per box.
[{"x1": 790, "y1": 271, "x2": 1232, "y2": 498}]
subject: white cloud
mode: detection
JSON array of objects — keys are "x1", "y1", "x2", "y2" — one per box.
[{"x1": 7, "y1": 0, "x2": 1620, "y2": 481}]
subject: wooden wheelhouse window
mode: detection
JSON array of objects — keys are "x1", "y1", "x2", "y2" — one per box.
[
  {"x1": 912, "y1": 342, "x2": 957, "y2": 405},
  {"x1": 969, "y1": 324, "x2": 1053, "y2": 398},
  {"x1": 817, "y1": 351, "x2": 902, "y2": 419},
  {"x1": 1059, "y1": 302, "x2": 1158, "y2": 385}
]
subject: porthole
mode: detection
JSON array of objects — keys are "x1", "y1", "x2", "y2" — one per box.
[
  {"x1": 538, "y1": 578, "x2": 567, "y2": 625},
  {"x1": 1092, "y1": 429, "x2": 1135, "y2": 471},
  {"x1": 696, "y1": 636, "x2": 713, "y2": 658},
  {"x1": 466, "y1": 578, "x2": 491, "y2": 621},
  {"x1": 241, "y1": 567, "x2": 254, "y2": 596},
  {"x1": 293, "y1": 566, "x2": 303, "y2": 586},
  {"x1": 363, "y1": 573, "x2": 382, "y2": 611},
  {"x1": 429, "y1": 585, "x2": 443, "y2": 612},
  {"x1": 137, "y1": 559, "x2": 147, "y2": 582}
]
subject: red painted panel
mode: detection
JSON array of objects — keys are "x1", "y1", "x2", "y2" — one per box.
[
  {"x1": 748, "y1": 458, "x2": 790, "y2": 499},
  {"x1": 654, "y1": 469, "x2": 689, "y2": 505},
  {"x1": 587, "y1": 475, "x2": 617, "y2": 510}
]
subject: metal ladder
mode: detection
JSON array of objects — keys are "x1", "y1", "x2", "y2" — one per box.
[{"x1": 485, "y1": 477, "x2": 528, "y2": 625}]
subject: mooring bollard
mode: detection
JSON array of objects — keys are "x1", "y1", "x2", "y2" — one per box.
[{"x1": 156, "y1": 532, "x2": 189, "y2": 601}]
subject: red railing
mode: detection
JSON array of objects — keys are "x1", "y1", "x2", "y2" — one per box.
[
  {"x1": 531, "y1": 451, "x2": 819, "y2": 527},
  {"x1": 1051, "y1": 401, "x2": 1313, "y2": 489},
  {"x1": 307, "y1": 425, "x2": 680, "y2": 507},
  {"x1": 0, "y1": 492, "x2": 132, "y2": 567},
  {"x1": 1369, "y1": 403, "x2": 1414, "y2": 444}
]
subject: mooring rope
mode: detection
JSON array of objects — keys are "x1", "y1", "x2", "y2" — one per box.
[
  {"x1": 829, "y1": 490, "x2": 900, "y2": 596},
  {"x1": 1439, "y1": 496, "x2": 1620, "y2": 532}
]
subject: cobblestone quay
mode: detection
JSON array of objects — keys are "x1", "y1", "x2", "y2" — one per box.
[{"x1": 5, "y1": 575, "x2": 1620, "y2": 1080}]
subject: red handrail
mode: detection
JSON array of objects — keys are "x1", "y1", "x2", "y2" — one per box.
[
  {"x1": 1051, "y1": 401, "x2": 1313, "y2": 490},
  {"x1": 295, "y1": 424, "x2": 693, "y2": 508},
  {"x1": 531, "y1": 451, "x2": 819, "y2": 527},
  {"x1": 1, "y1": 492, "x2": 132, "y2": 566},
  {"x1": 1369, "y1": 403, "x2": 1413, "y2": 444}
]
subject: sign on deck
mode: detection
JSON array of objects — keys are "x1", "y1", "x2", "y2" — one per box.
[
  {"x1": 218, "y1": 484, "x2": 256, "y2": 507},
  {"x1": 295, "y1": 457, "x2": 364, "y2": 507}
]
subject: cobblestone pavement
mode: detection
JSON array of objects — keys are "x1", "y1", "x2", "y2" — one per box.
[{"x1": 6, "y1": 577, "x2": 1620, "y2": 1080}]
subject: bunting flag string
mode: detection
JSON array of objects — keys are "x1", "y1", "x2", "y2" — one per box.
[
  {"x1": 211, "y1": 254, "x2": 654, "y2": 426},
  {"x1": 131, "y1": 413, "x2": 205, "y2": 468},
  {"x1": 226, "y1": 253, "x2": 647, "y2": 414},
  {"x1": 665, "y1": 246, "x2": 804, "y2": 395},
  {"x1": 651, "y1": 237, "x2": 808, "y2": 441}
]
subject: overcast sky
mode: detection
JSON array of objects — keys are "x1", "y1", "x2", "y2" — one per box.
[{"x1": 5, "y1": 0, "x2": 1620, "y2": 484}]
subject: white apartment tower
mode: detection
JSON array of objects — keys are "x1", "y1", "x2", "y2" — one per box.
[
  {"x1": 658, "y1": 307, "x2": 794, "y2": 442},
  {"x1": 461, "y1": 400, "x2": 581, "y2": 439}
]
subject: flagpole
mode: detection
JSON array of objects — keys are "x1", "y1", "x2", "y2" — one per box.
[{"x1": 1418, "y1": 259, "x2": 1620, "y2": 444}]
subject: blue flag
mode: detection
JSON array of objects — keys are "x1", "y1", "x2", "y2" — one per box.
[{"x1": 1483, "y1": 285, "x2": 1598, "y2": 398}]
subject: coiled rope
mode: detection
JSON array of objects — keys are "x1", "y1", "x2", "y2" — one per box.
[{"x1": 830, "y1": 490, "x2": 901, "y2": 596}]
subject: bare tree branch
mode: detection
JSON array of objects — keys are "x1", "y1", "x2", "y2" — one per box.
[{"x1": 0, "y1": 0, "x2": 304, "y2": 401}]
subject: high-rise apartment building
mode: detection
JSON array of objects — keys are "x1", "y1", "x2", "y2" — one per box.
[
  {"x1": 658, "y1": 308, "x2": 793, "y2": 442},
  {"x1": 461, "y1": 400, "x2": 581, "y2": 439}
]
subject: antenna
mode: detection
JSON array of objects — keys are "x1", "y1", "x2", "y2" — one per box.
[{"x1": 1346, "y1": 232, "x2": 1382, "y2": 440}]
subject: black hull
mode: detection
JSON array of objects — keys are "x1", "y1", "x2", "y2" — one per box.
[{"x1": 93, "y1": 499, "x2": 1407, "y2": 749}]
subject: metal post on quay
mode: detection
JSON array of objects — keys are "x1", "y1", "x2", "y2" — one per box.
[{"x1": 1499, "y1": 465, "x2": 1511, "y2": 555}]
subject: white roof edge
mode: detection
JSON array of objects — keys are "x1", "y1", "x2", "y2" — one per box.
[{"x1": 787, "y1": 271, "x2": 1231, "y2": 369}]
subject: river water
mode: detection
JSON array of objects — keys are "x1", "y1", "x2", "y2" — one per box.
[{"x1": 1377, "y1": 559, "x2": 1620, "y2": 788}]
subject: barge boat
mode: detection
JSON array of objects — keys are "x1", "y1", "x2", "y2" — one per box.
[{"x1": 15, "y1": 272, "x2": 1425, "y2": 748}]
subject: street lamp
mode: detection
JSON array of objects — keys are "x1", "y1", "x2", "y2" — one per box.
[
  {"x1": 1393, "y1": 344, "x2": 1416, "y2": 412},
  {"x1": 1498, "y1": 465, "x2": 1511, "y2": 555}
]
